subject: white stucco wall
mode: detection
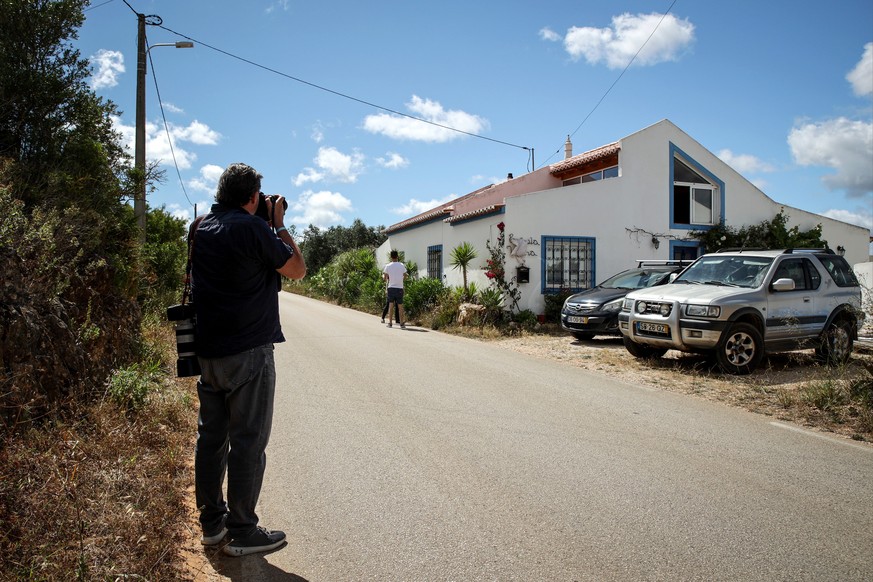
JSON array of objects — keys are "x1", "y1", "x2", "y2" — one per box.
[{"x1": 384, "y1": 119, "x2": 871, "y2": 315}]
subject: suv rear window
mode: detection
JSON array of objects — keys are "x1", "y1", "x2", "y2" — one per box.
[{"x1": 816, "y1": 255, "x2": 859, "y2": 287}]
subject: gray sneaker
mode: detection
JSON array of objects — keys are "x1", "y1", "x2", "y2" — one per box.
[{"x1": 222, "y1": 527, "x2": 286, "y2": 557}]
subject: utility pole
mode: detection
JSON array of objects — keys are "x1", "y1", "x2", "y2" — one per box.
[{"x1": 134, "y1": 13, "x2": 147, "y2": 244}]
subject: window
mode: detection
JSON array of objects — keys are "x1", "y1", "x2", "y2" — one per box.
[
  {"x1": 562, "y1": 165, "x2": 618, "y2": 187},
  {"x1": 772, "y1": 258, "x2": 821, "y2": 291},
  {"x1": 673, "y1": 156, "x2": 719, "y2": 226},
  {"x1": 670, "y1": 240, "x2": 701, "y2": 262},
  {"x1": 816, "y1": 255, "x2": 859, "y2": 287},
  {"x1": 542, "y1": 236, "x2": 594, "y2": 292},
  {"x1": 427, "y1": 245, "x2": 442, "y2": 279}
]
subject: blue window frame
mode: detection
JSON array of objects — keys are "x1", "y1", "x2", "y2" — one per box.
[
  {"x1": 427, "y1": 245, "x2": 443, "y2": 279},
  {"x1": 669, "y1": 143, "x2": 725, "y2": 231}
]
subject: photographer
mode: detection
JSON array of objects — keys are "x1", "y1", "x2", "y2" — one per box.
[{"x1": 190, "y1": 162, "x2": 305, "y2": 557}]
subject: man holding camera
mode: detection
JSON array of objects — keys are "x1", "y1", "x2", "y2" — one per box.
[{"x1": 190, "y1": 162, "x2": 306, "y2": 557}]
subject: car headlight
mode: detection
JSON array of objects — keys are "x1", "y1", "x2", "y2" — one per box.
[
  {"x1": 686, "y1": 304, "x2": 720, "y2": 317},
  {"x1": 622, "y1": 298, "x2": 633, "y2": 311},
  {"x1": 603, "y1": 297, "x2": 623, "y2": 312}
]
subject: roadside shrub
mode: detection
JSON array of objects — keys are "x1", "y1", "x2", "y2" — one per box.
[
  {"x1": 309, "y1": 248, "x2": 382, "y2": 307},
  {"x1": 405, "y1": 277, "x2": 448, "y2": 318},
  {"x1": 478, "y1": 287, "x2": 505, "y2": 324},
  {"x1": 543, "y1": 289, "x2": 573, "y2": 323},
  {"x1": 512, "y1": 309, "x2": 539, "y2": 330},
  {"x1": 105, "y1": 362, "x2": 162, "y2": 412}
]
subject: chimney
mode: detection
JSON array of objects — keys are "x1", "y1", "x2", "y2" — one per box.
[
  {"x1": 564, "y1": 135, "x2": 572, "y2": 160},
  {"x1": 506, "y1": 173, "x2": 513, "y2": 180}
]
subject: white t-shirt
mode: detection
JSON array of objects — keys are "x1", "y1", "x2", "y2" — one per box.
[{"x1": 383, "y1": 261, "x2": 407, "y2": 288}]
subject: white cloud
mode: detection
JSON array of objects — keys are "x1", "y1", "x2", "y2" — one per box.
[
  {"x1": 717, "y1": 149, "x2": 776, "y2": 174},
  {"x1": 162, "y1": 102, "x2": 184, "y2": 114},
  {"x1": 562, "y1": 13, "x2": 695, "y2": 69},
  {"x1": 265, "y1": 0, "x2": 291, "y2": 14},
  {"x1": 788, "y1": 117, "x2": 873, "y2": 197},
  {"x1": 293, "y1": 168, "x2": 324, "y2": 187},
  {"x1": 376, "y1": 152, "x2": 409, "y2": 169},
  {"x1": 293, "y1": 146, "x2": 364, "y2": 186},
  {"x1": 311, "y1": 126, "x2": 325, "y2": 143},
  {"x1": 821, "y1": 207, "x2": 873, "y2": 231},
  {"x1": 290, "y1": 190, "x2": 353, "y2": 229},
  {"x1": 847, "y1": 42, "x2": 873, "y2": 97},
  {"x1": 391, "y1": 194, "x2": 457, "y2": 216},
  {"x1": 539, "y1": 27, "x2": 561, "y2": 42},
  {"x1": 89, "y1": 49, "x2": 124, "y2": 90},
  {"x1": 363, "y1": 95, "x2": 489, "y2": 142},
  {"x1": 188, "y1": 164, "x2": 224, "y2": 193},
  {"x1": 112, "y1": 116, "x2": 221, "y2": 170}
]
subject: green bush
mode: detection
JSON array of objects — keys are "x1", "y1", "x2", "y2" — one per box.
[
  {"x1": 106, "y1": 362, "x2": 162, "y2": 412},
  {"x1": 405, "y1": 277, "x2": 448, "y2": 318},
  {"x1": 543, "y1": 289, "x2": 573, "y2": 323}
]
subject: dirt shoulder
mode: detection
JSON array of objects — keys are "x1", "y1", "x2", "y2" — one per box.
[{"x1": 489, "y1": 327, "x2": 873, "y2": 444}]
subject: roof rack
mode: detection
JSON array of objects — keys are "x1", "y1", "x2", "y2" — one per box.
[
  {"x1": 635, "y1": 259, "x2": 692, "y2": 267},
  {"x1": 783, "y1": 248, "x2": 833, "y2": 254},
  {"x1": 714, "y1": 247, "x2": 771, "y2": 253}
]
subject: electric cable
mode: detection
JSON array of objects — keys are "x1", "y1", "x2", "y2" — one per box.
[
  {"x1": 537, "y1": 0, "x2": 680, "y2": 168},
  {"x1": 146, "y1": 38, "x2": 195, "y2": 211},
  {"x1": 156, "y1": 24, "x2": 532, "y2": 155}
]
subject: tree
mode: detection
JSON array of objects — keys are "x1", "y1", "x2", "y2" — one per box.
[
  {"x1": 450, "y1": 241, "x2": 478, "y2": 299},
  {"x1": 0, "y1": 0, "x2": 127, "y2": 210},
  {"x1": 691, "y1": 209, "x2": 827, "y2": 252}
]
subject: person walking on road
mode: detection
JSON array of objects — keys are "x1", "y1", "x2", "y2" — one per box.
[
  {"x1": 382, "y1": 249, "x2": 408, "y2": 329},
  {"x1": 191, "y1": 162, "x2": 306, "y2": 557}
]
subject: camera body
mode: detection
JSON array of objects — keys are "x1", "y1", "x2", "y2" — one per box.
[
  {"x1": 167, "y1": 303, "x2": 201, "y2": 377},
  {"x1": 255, "y1": 192, "x2": 288, "y2": 223}
]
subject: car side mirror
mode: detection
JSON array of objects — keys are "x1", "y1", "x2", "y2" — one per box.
[
  {"x1": 669, "y1": 273, "x2": 678, "y2": 282},
  {"x1": 771, "y1": 277, "x2": 796, "y2": 292}
]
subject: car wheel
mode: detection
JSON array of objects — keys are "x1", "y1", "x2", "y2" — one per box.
[
  {"x1": 715, "y1": 322, "x2": 763, "y2": 375},
  {"x1": 623, "y1": 336, "x2": 667, "y2": 359},
  {"x1": 572, "y1": 332, "x2": 595, "y2": 341},
  {"x1": 815, "y1": 319, "x2": 853, "y2": 366}
]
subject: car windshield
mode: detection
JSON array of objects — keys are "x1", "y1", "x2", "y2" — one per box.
[
  {"x1": 674, "y1": 256, "x2": 773, "y2": 288},
  {"x1": 600, "y1": 268, "x2": 673, "y2": 290}
]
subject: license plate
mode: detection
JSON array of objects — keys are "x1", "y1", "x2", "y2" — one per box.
[
  {"x1": 637, "y1": 322, "x2": 669, "y2": 335},
  {"x1": 568, "y1": 316, "x2": 588, "y2": 324}
]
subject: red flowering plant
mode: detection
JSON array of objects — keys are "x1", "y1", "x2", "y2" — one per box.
[{"x1": 483, "y1": 223, "x2": 520, "y2": 314}]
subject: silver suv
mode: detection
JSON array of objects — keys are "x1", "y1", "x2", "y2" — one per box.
[{"x1": 618, "y1": 249, "x2": 863, "y2": 374}]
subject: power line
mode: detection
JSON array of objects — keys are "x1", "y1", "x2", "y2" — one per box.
[
  {"x1": 156, "y1": 24, "x2": 532, "y2": 154},
  {"x1": 146, "y1": 39, "x2": 195, "y2": 211},
  {"x1": 538, "y1": 0, "x2": 680, "y2": 168}
]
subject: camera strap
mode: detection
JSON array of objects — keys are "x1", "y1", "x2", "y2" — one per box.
[{"x1": 183, "y1": 216, "x2": 205, "y2": 306}]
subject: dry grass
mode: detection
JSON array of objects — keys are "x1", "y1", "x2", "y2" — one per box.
[{"x1": 0, "y1": 324, "x2": 200, "y2": 581}]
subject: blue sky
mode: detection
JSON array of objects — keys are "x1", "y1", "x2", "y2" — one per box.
[{"x1": 78, "y1": 0, "x2": 872, "y2": 240}]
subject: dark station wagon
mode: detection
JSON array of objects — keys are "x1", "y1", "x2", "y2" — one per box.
[{"x1": 560, "y1": 261, "x2": 689, "y2": 341}]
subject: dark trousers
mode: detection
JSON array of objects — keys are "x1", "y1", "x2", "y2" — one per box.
[
  {"x1": 195, "y1": 344, "x2": 276, "y2": 539},
  {"x1": 382, "y1": 297, "x2": 400, "y2": 320}
]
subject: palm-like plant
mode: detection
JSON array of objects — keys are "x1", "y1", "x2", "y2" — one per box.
[{"x1": 450, "y1": 241, "x2": 478, "y2": 300}]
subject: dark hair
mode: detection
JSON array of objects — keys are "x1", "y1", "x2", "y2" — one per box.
[
  {"x1": 215, "y1": 163, "x2": 262, "y2": 207},
  {"x1": 390, "y1": 250, "x2": 399, "y2": 260}
]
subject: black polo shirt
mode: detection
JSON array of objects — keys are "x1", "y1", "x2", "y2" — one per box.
[{"x1": 191, "y1": 204, "x2": 293, "y2": 358}]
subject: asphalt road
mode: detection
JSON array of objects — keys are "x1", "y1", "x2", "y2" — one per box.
[{"x1": 213, "y1": 293, "x2": 873, "y2": 581}]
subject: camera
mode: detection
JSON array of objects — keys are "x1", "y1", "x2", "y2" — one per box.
[
  {"x1": 167, "y1": 303, "x2": 201, "y2": 377},
  {"x1": 255, "y1": 192, "x2": 288, "y2": 223}
]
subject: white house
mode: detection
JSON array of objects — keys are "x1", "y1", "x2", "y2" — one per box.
[{"x1": 378, "y1": 119, "x2": 870, "y2": 315}]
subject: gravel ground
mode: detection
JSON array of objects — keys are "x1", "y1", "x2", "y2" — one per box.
[{"x1": 490, "y1": 326, "x2": 873, "y2": 444}]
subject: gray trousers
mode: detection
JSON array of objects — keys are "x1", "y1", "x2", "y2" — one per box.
[{"x1": 195, "y1": 344, "x2": 276, "y2": 539}]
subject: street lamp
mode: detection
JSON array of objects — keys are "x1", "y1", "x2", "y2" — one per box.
[{"x1": 134, "y1": 12, "x2": 193, "y2": 243}]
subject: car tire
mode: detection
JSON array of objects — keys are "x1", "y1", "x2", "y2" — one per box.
[
  {"x1": 715, "y1": 322, "x2": 763, "y2": 375},
  {"x1": 815, "y1": 319, "x2": 853, "y2": 366},
  {"x1": 572, "y1": 332, "x2": 595, "y2": 341},
  {"x1": 622, "y1": 336, "x2": 667, "y2": 359}
]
